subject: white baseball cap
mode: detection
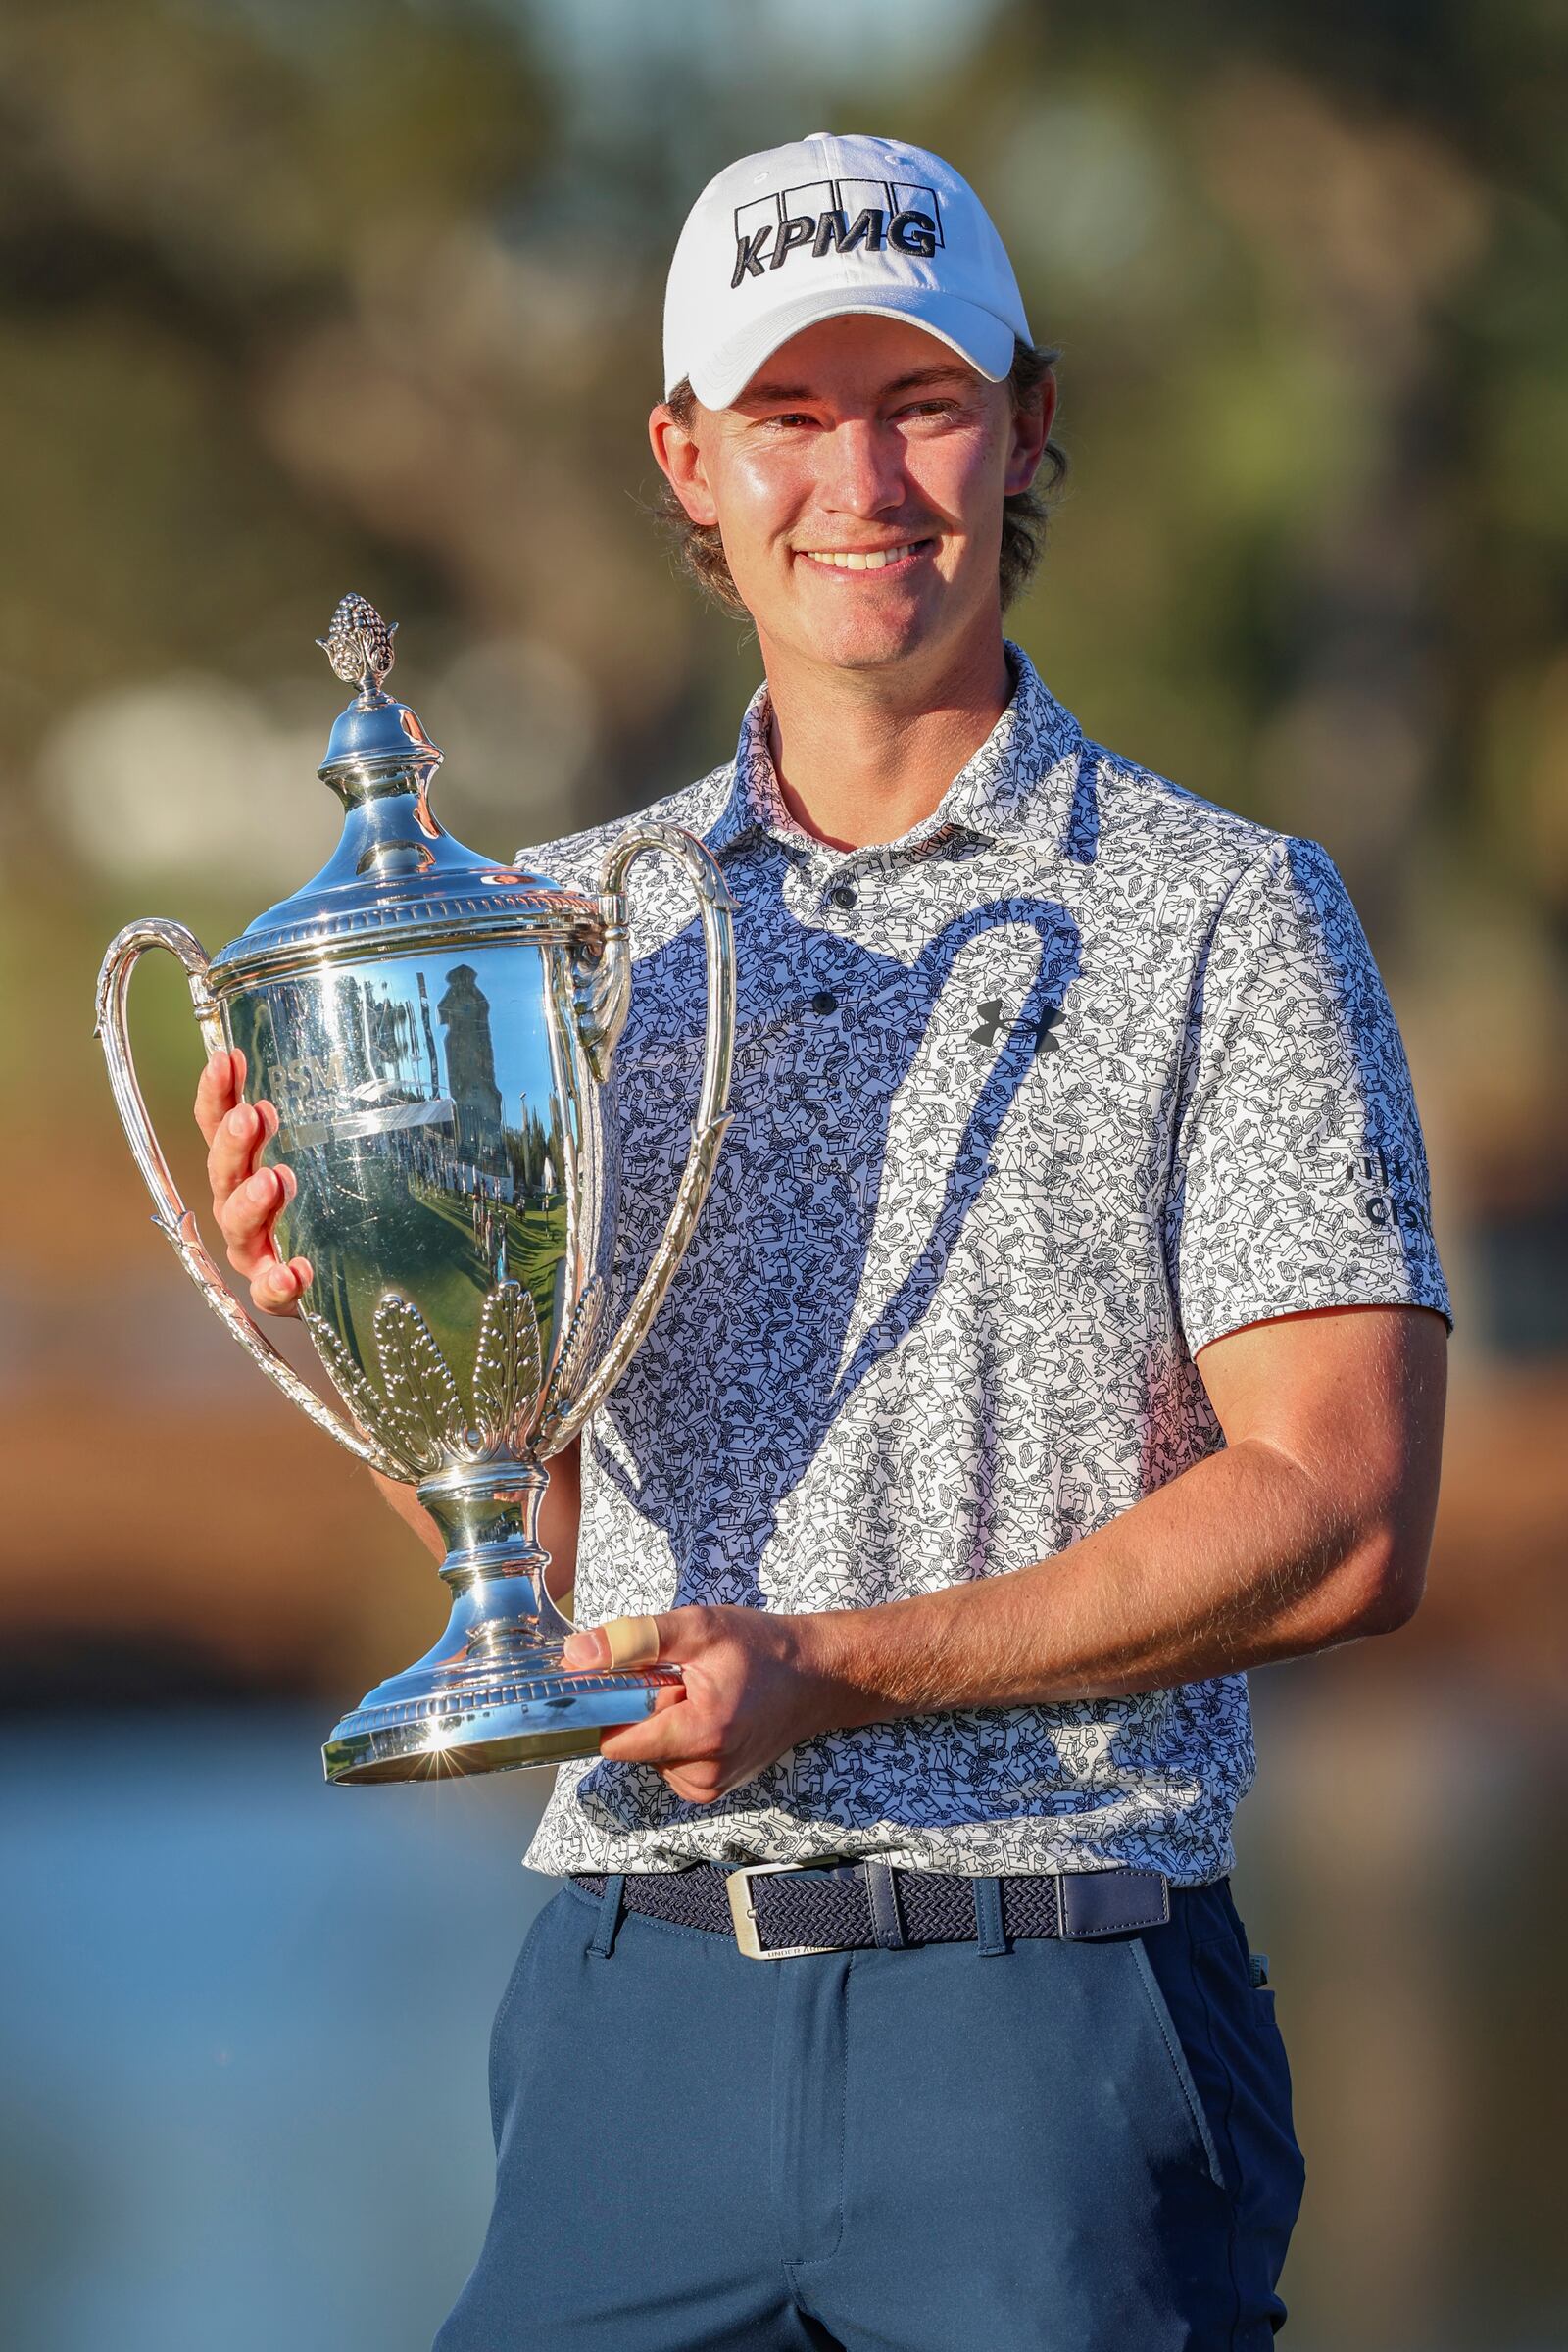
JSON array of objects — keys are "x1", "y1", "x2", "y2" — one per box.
[{"x1": 663, "y1": 130, "x2": 1032, "y2": 409}]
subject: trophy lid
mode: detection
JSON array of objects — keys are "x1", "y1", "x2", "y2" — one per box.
[{"x1": 207, "y1": 595, "x2": 599, "y2": 988}]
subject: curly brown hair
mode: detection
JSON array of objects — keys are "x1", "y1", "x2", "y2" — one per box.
[{"x1": 652, "y1": 339, "x2": 1067, "y2": 618}]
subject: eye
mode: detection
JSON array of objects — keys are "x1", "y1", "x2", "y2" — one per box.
[
  {"x1": 900, "y1": 398, "x2": 957, "y2": 420},
  {"x1": 759, "y1": 411, "x2": 816, "y2": 430}
]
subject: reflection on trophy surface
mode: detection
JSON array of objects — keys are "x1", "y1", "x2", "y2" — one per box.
[{"x1": 95, "y1": 594, "x2": 736, "y2": 1784}]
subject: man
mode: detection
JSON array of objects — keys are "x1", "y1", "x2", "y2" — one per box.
[{"x1": 198, "y1": 133, "x2": 1449, "y2": 2348}]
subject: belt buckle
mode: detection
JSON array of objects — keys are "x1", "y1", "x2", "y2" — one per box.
[{"x1": 726, "y1": 1859, "x2": 851, "y2": 1961}]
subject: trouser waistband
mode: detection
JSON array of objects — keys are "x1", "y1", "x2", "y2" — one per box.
[{"x1": 568, "y1": 1860, "x2": 1179, "y2": 1960}]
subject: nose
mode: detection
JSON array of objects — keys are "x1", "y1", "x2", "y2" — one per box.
[{"x1": 818, "y1": 416, "x2": 907, "y2": 518}]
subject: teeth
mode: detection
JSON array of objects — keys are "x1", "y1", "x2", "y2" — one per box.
[{"x1": 803, "y1": 543, "x2": 921, "y2": 570}]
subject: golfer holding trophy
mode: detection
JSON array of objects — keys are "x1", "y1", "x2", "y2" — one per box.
[{"x1": 102, "y1": 133, "x2": 1449, "y2": 2350}]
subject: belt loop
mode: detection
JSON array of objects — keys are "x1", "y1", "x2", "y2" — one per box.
[
  {"x1": 863, "y1": 1859, "x2": 906, "y2": 1949},
  {"x1": 588, "y1": 1872, "x2": 625, "y2": 1959},
  {"x1": 972, "y1": 1875, "x2": 1007, "y2": 1957}
]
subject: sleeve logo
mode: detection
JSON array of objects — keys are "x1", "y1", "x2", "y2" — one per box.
[{"x1": 1345, "y1": 1145, "x2": 1433, "y2": 1237}]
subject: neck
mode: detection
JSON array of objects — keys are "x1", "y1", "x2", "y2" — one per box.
[{"x1": 755, "y1": 619, "x2": 1014, "y2": 853}]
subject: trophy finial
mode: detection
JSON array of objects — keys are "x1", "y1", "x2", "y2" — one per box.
[
  {"x1": 314, "y1": 590, "x2": 439, "y2": 804},
  {"x1": 317, "y1": 592, "x2": 399, "y2": 699}
]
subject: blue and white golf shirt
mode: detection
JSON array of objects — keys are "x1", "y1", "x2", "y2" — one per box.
[{"x1": 518, "y1": 642, "x2": 1449, "y2": 1885}]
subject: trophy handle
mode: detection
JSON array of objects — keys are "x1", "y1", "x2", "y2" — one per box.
[
  {"x1": 545, "y1": 823, "x2": 736, "y2": 1448},
  {"x1": 93, "y1": 916, "x2": 399, "y2": 1474}
]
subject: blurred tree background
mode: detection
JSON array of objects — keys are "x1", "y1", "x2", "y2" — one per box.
[{"x1": 1, "y1": 3, "x2": 1564, "y2": 2348}]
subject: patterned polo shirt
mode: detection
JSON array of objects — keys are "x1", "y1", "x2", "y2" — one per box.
[{"x1": 518, "y1": 642, "x2": 1448, "y2": 1886}]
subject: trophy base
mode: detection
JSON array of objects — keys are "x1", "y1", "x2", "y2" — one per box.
[
  {"x1": 322, "y1": 1664, "x2": 679, "y2": 1785},
  {"x1": 322, "y1": 1462, "x2": 682, "y2": 1785}
]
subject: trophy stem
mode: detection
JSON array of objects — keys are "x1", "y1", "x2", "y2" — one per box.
[
  {"x1": 321, "y1": 1458, "x2": 682, "y2": 1786},
  {"x1": 418, "y1": 1460, "x2": 562, "y2": 1604}
]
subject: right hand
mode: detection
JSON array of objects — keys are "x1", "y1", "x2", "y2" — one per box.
[{"x1": 194, "y1": 1046, "x2": 314, "y2": 1318}]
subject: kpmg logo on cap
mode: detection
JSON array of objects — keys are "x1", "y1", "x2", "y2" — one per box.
[{"x1": 731, "y1": 177, "x2": 944, "y2": 289}]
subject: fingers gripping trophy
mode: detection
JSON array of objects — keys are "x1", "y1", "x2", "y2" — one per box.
[{"x1": 95, "y1": 595, "x2": 736, "y2": 1784}]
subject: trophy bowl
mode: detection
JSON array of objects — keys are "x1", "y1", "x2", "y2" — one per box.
[{"x1": 95, "y1": 594, "x2": 735, "y2": 1784}]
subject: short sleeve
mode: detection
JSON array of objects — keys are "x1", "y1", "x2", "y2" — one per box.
[{"x1": 1169, "y1": 835, "x2": 1450, "y2": 1355}]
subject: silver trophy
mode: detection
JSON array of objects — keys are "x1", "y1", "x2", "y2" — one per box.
[{"x1": 95, "y1": 595, "x2": 735, "y2": 1783}]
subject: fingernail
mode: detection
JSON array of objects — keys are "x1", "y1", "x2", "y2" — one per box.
[
  {"x1": 226, "y1": 1106, "x2": 250, "y2": 1137},
  {"x1": 279, "y1": 1166, "x2": 297, "y2": 1201},
  {"x1": 562, "y1": 1633, "x2": 602, "y2": 1668}
]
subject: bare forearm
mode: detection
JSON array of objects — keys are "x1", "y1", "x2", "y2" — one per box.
[
  {"x1": 800, "y1": 1435, "x2": 1416, "y2": 1729},
  {"x1": 571, "y1": 1307, "x2": 1446, "y2": 1806},
  {"x1": 369, "y1": 1469, "x2": 445, "y2": 1562}
]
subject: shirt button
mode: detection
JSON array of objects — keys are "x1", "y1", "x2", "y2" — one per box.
[
  {"x1": 810, "y1": 989, "x2": 838, "y2": 1015},
  {"x1": 829, "y1": 884, "x2": 858, "y2": 910}
]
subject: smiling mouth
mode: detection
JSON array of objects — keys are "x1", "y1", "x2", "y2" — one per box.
[{"x1": 795, "y1": 539, "x2": 934, "y2": 575}]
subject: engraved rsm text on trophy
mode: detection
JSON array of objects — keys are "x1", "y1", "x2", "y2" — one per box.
[{"x1": 96, "y1": 595, "x2": 736, "y2": 1783}]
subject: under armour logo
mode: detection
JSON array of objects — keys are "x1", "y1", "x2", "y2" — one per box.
[{"x1": 970, "y1": 1000, "x2": 1063, "y2": 1055}]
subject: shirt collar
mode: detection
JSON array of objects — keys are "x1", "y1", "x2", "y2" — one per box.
[{"x1": 700, "y1": 641, "x2": 1085, "y2": 862}]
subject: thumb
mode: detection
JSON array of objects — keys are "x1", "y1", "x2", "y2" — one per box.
[
  {"x1": 562, "y1": 1608, "x2": 704, "y2": 1672},
  {"x1": 562, "y1": 1613, "x2": 661, "y2": 1672}
]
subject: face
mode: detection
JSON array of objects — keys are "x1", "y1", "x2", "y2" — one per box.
[{"x1": 650, "y1": 314, "x2": 1054, "y2": 679}]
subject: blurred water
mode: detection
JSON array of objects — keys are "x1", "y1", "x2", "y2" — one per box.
[
  {"x1": 0, "y1": 1712, "x2": 552, "y2": 2352},
  {"x1": 1, "y1": 1686, "x2": 1562, "y2": 2352}
]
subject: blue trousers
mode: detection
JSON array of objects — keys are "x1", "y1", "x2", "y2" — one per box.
[{"x1": 434, "y1": 1872, "x2": 1306, "y2": 2350}]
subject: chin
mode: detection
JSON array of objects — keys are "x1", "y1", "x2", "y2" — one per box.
[{"x1": 793, "y1": 600, "x2": 941, "y2": 671}]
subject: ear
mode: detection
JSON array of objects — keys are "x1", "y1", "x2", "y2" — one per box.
[
  {"x1": 1003, "y1": 370, "x2": 1057, "y2": 497},
  {"x1": 650, "y1": 403, "x2": 720, "y2": 528}
]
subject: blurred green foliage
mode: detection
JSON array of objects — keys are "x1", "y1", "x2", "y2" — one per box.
[{"x1": 3, "y1": 0, "x2": 1565, "y2": 1248}]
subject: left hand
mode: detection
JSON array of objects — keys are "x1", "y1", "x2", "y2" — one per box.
[{"x1": 561, "y1": 1605, "x2": 838, "y2": 1805}]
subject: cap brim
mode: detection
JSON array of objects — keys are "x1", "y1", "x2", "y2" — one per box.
[{"x1": 682, "y1": 288, "x2": 1018, "y2": 409}]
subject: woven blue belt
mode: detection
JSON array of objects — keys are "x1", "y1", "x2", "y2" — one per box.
[{"x1": 569, "y1": 1859, "x2": 1174, "y2": 1960}]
